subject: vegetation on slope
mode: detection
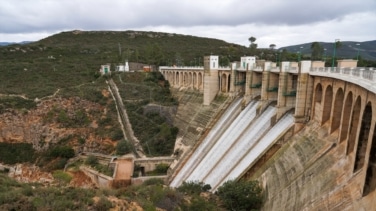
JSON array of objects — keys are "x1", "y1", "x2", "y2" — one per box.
[
  {"x1": 114, "y1": 71, "x2": 179, "y2": 156},
  {"x1": 0, "y1": 30, "x2": 251, "y2": 100},
  {"x1": 0, "y1": 171, "x2": 263, "y2": 211}
]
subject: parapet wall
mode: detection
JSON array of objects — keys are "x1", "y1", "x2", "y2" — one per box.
[{"x1": 80, "y1": 166, "x2": 113, "y2": 188}]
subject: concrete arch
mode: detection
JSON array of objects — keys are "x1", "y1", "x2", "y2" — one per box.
[
  {"x1": 340, "y1": 92, "x2": 354, "y2": 142},
  {"x1": 172, "y1": 71, "x2": 177, "y2": 86},
  {"x1": 188, "y1": 72, "x2": 193, "y2": 87},
  {"x1": 166, "y1": 72, "x2": 171, "y2": 85},
  {"x1": 331, "y1": 88, "x2": 344, "y2": 134},
  {"x1": 322, "y1": 85, "x2": 333, "y2": 125},
  {"x1": 363, "y1": 117, "x2": 376, "y2": 196},
  {"x1": 193, "y1": 72, "x2": 197, "y2": 89},
  {"x1": 313, "y1": 83, "x2": 323, "y2": 122},
  {"x1": 228, "y1": 74, "x2": 231, "y2": 93},
  {"x1": 170, "y1": 72, "x2": 174, "y2": 85},
  {"x1": 175, "y1": 72, "x2": 180, "y2": 86},
  {"x1": 183, "y1": 72, "x2": 188, "y2": 86},
  {"x1": 347, "y1": 96, "x2": 362, "y2": 155},
  {"x1": 198, "y1": 72, "x2": 203, "y2": 90},
  {"x1": 221, "y1": 73, "x2": 228, "y2": 92},
  {"x1": 354, "y1": 102, "x2": 372, "y2": 172}
]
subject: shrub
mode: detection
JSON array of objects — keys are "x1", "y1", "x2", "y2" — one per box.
[
  {"x1": 85, "y1": 155, "x2": 98, "y2": 166},
  {"x1": 216, "y1": 179, "x2": 263, "y2": 211},
  {"x1": 94, "y1": 196, "x2": 113, "y2": 211},
  {"x1": 177, "y1": 181, "x2": 211, "y2": 195},
  {"x1": 116, "y1": 140, "x2": 132, "y2": 155},
  {"x1": 143, "y1": 178, "x2": 165, "y2": 186},
  {"x1": 0, "y1": 142, "x2": 36, "y2": 164},
  {"x1": 154, "y1": 163, "x2": 169, "y2": 174},
  {"x1": 49, "y1": 146, "x2": 75, "y2": 159},
  {"x1": 53, "y1": 170, "x2": 73, "y2": 184},
  {"x1": 111, "y1": 129, "x2": 124, "y2": 141},
  {"x1": 181, "y1": 195, "x2": 217, "y2": 211}
]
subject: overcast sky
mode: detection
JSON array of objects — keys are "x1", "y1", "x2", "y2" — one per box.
[{"x1": 1, "y1": 0, "x2": 375, "y2": 48}]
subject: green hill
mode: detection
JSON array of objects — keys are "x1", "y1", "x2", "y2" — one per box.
[
  {"x1": 0, "y1": 30, "x2": 250, "y2": 99},
  {"x1": 280, "y1": 40, "x2": 376, "y2": 61}
]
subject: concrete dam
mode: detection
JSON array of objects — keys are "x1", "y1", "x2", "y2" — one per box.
[{"x1": 160, "y1": 56, "x2": 376, "y2": 210}]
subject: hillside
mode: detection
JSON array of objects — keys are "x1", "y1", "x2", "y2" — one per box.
[
  {"x1": 280, "y1": 40, "x2": 376, "y2": 61},
  {"x1": 0, "y1": 30, "x2": 251, "y2": 99}
]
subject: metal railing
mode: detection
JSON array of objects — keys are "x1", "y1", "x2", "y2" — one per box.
[{"x1": 310, "y1": 67, "x2": 376, "y2": 82}]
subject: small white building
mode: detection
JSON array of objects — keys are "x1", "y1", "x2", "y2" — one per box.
[
  {"x1": 116, "y1": 61, "x2": 130, "y2": 72},
  {"x1": 240, "y1": 56, "x2": 256, "y2": 70},
  {"x1": 100, "y1": 64, "x2": 111, "y2": 75}
]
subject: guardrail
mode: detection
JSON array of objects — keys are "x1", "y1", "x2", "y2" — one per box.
[
  {"x1": 309, "y1": 67, "x2": 376, "y2": 93},
  {"x1": 310, "y1": 67, "x2": 376, "y2": 82}
]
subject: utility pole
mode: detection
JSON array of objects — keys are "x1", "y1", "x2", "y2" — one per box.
[
  {"x1": 356, "y1": 43, "x2": 360, "y2": 60},
  {"x1": 332, "y1": 39, "x2": 340, "y2": 69},
  {"x1": 118, "y1": 43, "x2": 122, "y2": 58}
]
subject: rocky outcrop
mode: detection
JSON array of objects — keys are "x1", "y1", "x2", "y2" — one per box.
[{"x1": 0, "y1": 97, "x2": 110, "y2": 152}]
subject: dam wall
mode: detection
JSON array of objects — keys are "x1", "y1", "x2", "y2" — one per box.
[{"x1": 161, "y1": 56, "x2": 376, "y2": 210}]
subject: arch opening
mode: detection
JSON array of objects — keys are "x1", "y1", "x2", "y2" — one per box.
[
  {"x1": 363, "y1": 119, "x2": 376, "y2": 196},
  {"x1": 313, "y1": 84, "x2": 323, "y2": 122},
  {"x1": 322, "y1": 85, "x2": 333, "y2": 125},
  {"x1": 331, "y1": 88, "x2": 344, "y2": 134},
  {"x1": 354, "y1": 102, "x2": 372, "y2": 172},
  {"x1": 340, "y1": 92, "x2": 353, "y2": 142},
  {"x1": 347, "y1": 97, "x2": 362, "y2": 155}
]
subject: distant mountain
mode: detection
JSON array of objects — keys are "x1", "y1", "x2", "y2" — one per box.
[
  {"x1": 280, "y1": 40, "x2": 376, "y2": 61},
  {"x1": 0, "y1": 41, "x2": 33, "y2": 46}
]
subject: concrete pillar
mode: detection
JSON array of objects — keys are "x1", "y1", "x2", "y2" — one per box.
[
  {"x1": 295, "y1": 61, "x2": 313, "y2": 132},
  {"x1": 203, "y1": 70, "x2": 219, "y2": 105},
  {"x1": 230, "y1": 62, "x2": 236, "y2": 94},
  {"x1": 244, "y1": 69, "x2": 252, "y2": 104},
  {"x1": 203, "y1": 56, "x2": 219, "y2": 105},
  {"x1": 261, "y1": 71, "x2": 270, "y2": 101},
  {"x1": 277, "y1": 62, "x2": 290, "y2": 108}
]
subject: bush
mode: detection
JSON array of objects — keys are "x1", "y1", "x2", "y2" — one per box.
[
  {"x1": 177, "y1": 181, "x2": 211, "y2": 195},
  {"x1": 0, "y1": 143, "x2": 36, "y2": 164},
  {"x1": 216, "y1": 180, "x2": 263, "y2": 211},
  {"x1": 85, "y1": 155, "x2": 98, "y2": 166},
  {"x1": 52, "y1": 170, "x2": 72, "y2": 184},
  {"x1": 94, "y1": 196, "x2": 113, "y2": 211},
  {"x1": 143, "y1": 178, "x2": 165, "y2": 186},
  {"x1": 154, "y1": 163, "x2": 169, "y2": 174},
  {"x1": 116, "y1": 140, "x2": 132, "y2": 155},
  {"x1": 181, "y1": 195, "x2": 217, "y2": 211},
  {"x1": 49, "y1": 146, "x2": 75, "y2": 159}
]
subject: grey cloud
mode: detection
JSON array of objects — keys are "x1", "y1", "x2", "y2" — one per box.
[{"x1": 0, "y1": 0, "x2": 375, "y2": 35}]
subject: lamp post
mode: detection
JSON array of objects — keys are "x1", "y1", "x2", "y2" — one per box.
[
  {"x1": 332, "y1": 39, "x2": 340, "y2": 68},
  {"x1": 297, "y1": 46, "x2": 303, "y2": 62},
  {"x1": 323, "y1": 48, "x2": 327, "y2": 63},
  {"x1": 356, "y1": 43, "x2": 360, "y2": 60},
  {"x1": 275, "y1": 53, "x2": 278, "y2": 64}
]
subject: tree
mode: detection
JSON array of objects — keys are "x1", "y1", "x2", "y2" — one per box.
[
  {"x1": 269, "y1": 44, "x2": 276, "y2": 50},
  {"x1": 217, "y1": 179, "x2": 263, "y2": 211},
  {"x1": 248, "y1": 36, "x2": 256, "y2": 45},
  {"x1": 220, "y1": 56, "x2": 230, "y2": 66},
  {"x1": 311, "y1": 42, "x2": 324, "y2": 60},
  {"x1": 248, "y1": 36, "x2": 257, "y2": 50}
]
